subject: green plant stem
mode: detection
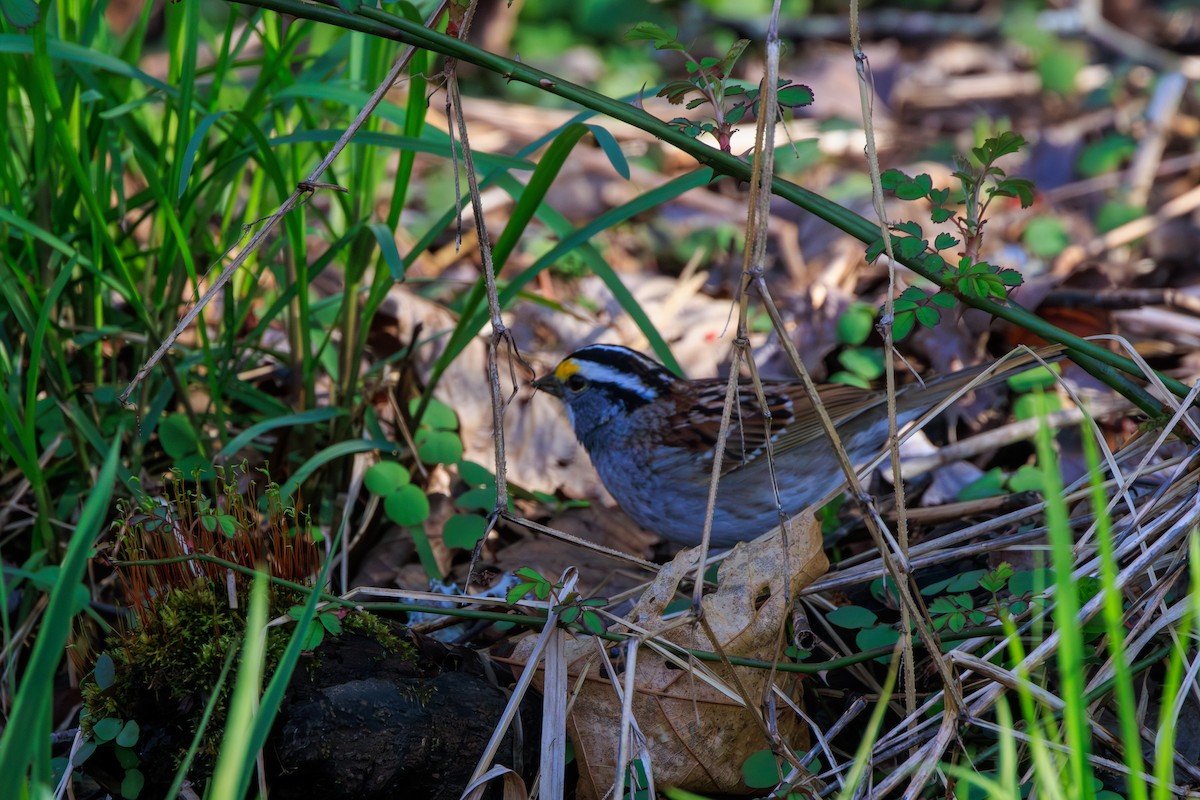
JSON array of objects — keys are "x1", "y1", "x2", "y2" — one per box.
[
  {"x1": 224, "y1": 0, "x2": 1189, "y2": 414},
  {"x1": 109, "y1": 555, "x2": 1029, "y2": 675}
]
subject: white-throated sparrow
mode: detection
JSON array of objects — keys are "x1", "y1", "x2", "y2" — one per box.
[{"x1": 534, "y1": 344, "x2": 1042, "y2": 547}]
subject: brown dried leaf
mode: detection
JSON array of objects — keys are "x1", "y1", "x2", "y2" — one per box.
[{"x1": 515, "y1": 513, "x2": 828, "y2": 797}]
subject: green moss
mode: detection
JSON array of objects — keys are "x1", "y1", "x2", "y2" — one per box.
[{"x1": 81, "y1": 578, "x2": 409, "y2": 773}]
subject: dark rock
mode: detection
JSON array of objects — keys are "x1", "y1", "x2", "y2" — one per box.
[{"x1": 269, "y1": 633, "x2": 538, "y2": 800}]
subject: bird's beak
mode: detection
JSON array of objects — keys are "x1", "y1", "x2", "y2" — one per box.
[{"x1": 532, "y1": 374, "x2": 562, "y2": 397}]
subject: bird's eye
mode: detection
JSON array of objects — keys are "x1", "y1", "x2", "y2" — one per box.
[{"x1": 565, "y1": 374, "x2": 588, "y2": 392}]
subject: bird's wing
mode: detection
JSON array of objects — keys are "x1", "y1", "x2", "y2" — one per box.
[{"x1": 665, "y1": 379, "x2": 879, "y2": 474}]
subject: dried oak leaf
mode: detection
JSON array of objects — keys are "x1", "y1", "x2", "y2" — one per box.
[{"x1": 515, "y1": 512, "x2": 828, "y2": 798}]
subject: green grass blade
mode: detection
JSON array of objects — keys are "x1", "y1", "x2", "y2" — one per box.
[
  {"x1": 586, "y1": 123, "x2": 630, "y2": 179},
  {"x1": 1033, "y1": 393, "x2": 1092, "y2": 794},
  {"x1": 208, "y1": 570, "x2": 270, "y2": 799},
  {"x1": 177, "y1": 111, "x2": 226, "y2": 199},
  {"x1": 214, "y1": 407, "x2": 346, "y2": 463},
  {"x1": 490, "y1": 122, "x2": 590, "y2": 269},
  {"x1": 277, "y1": 438, "x2": 401, "y2": 501},
  {"x1": 835, "y1": 645, "x2": 899, "y2": 798},
  {"x1": 1081, "y1": 421, "x2": 1147, "y2": 800},
  {"x1": 1151, "y1": 535, "x2": 1199, "y2": 800},
  {"x1": 0, "y1": 431, "x2": 121, "y2": 796},
  {"x1": 0, "y1": 33, "x2": 174, "y2": 94}
]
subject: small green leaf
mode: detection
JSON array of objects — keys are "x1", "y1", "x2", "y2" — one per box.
[
  {"x1": 415, "y1": 429, "x2": 464, "y2": 465},
  {"x1": 980, "y1": 563, "x2": 1014, "y2": 593},
  {"x1": 946, "y1": 570, "x2": 986, "y2": 592},
  {"x1": 121, "y1": 767, "x2": 145, "y2": 799},
  {"x1": 741, "y1": 749, "x2": 783, "y2": 789},
  {"x1": 443, "y1": 514, "x2": 487, "y2": 549},
  {"x1": 116, "y1": 720, "x2": 140, "y2": 748},
  {"x1": 384, "y1": 484, "x2": 430, "y2": 526},
  {"x1": 880, "y1": 169, "x2": 910, "y2": 190},
  {"x1": 930, "y1": 291, "x2": 956, "y2": 309},
  {"x1": 1009, "y1": 568, "x2": 1054, "y2": 597},
  {"x1": 920, "y1": 576, "x2": 956, "y2": 597},
  {"x1": 1007, "y1": 365, "x2": 1059, "y2": 393},
  {"x1": 933, "y1": 233, "x2": 959, "y2": 251},
  {"x1": 856, "y1": 625, "x2": 901, "y2": 661},
  {"x1": 515, "y1": 567, "x2": 545, "y2": 582},
  {"x1": 894, "y1": 220, "x2": 923, "y2": 236},
  {"x1": 624, "y1": 22, "x2": 684, "y2": 51},
  {"x1": 1096, "y1": 199, "x2": 1143, "y2": 233},
  {"x1": 838, "y1": 347, "x2": 884, "y2": 380},
  {"x1": 836, "y1": 303, "x2": 876, "y2": 346},
  {"x1": 992, "y1": 177, "x2": 1036, "y2": 208},
  {"x1": 826, "y1": 605, "x2": 877, "y2": 629},
  {"x1": 719, "y1": 39, "x2": 750, "y2": 74},
  {"x1": 896, "y1": 236, "x2": 927, "y2": 260},
  {"x1": 93, "y1": 652, "x2": 115, "y2": 690},
  {"x1": 216, "y1": 514, "x2": 238, "y2": 537},
  {"x1": 915, "y1": 306, "x2": 940, "y2": 328},
  {"x1": 1023, "y1": 216, "x2": 1070, "y2": 259},
  {"x1": 659, "y1": 80, "x2": 698, "y2": 104},
  {"x1": 1014, "y1": 390, "x2": 1061, "y2": 421},
  {"x1": 158, "y1": 415, "x2": 199, "y2": 460},
  {"x1": 365, "y1": 462, "x2": 411, "y2": 496},
  {"x1": 892, "y1": 311, "x2": 916, "y2": 340},
  {"x1": 830, "y1": 371, "x2": 870, "y2": 389},
  {"x1": 922, "y1": 253, "x2": 946, "y2": 274},
  {"x1": 581, "y1": 610, "x2": 605, "y2": 635},
  {"x1": 455, "y1": 486, "x2": 496, "y2": 512},
  {"x1": 1038, "y1": 45, "x2": 1085, "y2": 95},
  {"x1": 1009, "y1": 464, "x2": 1046, "y2": 493},
  {"x1": 865, "y1": 237, "x2": 887, "y2": 263},
  {"x1": 776, "y1": 83, "x2": 814, "y2": 107},
  {"x1": 958, "y1": 468, "x2": 1007, "y2": 501},
  {"x1": 412, "y1": 397, "x2": 458, "y2": 431},
  {"x1": 506, "y1": 582, "x2": 535, "y2": 604},
  {"x1": 997, "y1": 268, "x2": 1023, "y2": 287},
  {"x1": 114, "y1": 744, "x2": 139, "y2": 769},
  {"x1": 92, "y1": 717, "x2": 122, "y2": 743},
  {"x1": 894, "y1": 173, "x2": 933, "y2": 200},
  {"x1": 319, "y1": 613, "x2": 343, "y2": 635},
  {"x1": 981, "y1": 131, "x2": 1026, "y2": 161},
  {"x1": 1077, "y1": 134, "x2": 1136, "y2": 178},
  {"x1": 458, "y1": 460, "x2": 495, "y2": 487},
  {"x1": 0, "y1": 0, "x2": 41, "y2": 28},
  {"x1": 303, "y1": 620, "x2": 325, "y2": 650}
]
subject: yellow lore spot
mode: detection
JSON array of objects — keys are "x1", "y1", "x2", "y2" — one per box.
[{"x1": 553, "y1": 359, "x2": 581, "y2": 382}]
